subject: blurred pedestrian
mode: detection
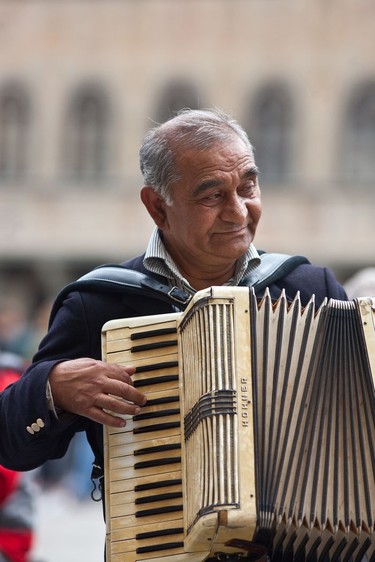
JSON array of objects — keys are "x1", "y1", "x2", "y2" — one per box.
[
  {"x1": 344, "y1": 266, "x2": 375, "y2": 299},
  {"x1": 0, "y1": 352, "x2": 35, "y2": 562},
  {"x1": 0, "y1": 298, "x2": 34, "y2": 360}
]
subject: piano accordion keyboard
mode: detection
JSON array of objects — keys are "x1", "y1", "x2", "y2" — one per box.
[{"x1": 103, "y1": 314, "x2": 203, "y2": 561}]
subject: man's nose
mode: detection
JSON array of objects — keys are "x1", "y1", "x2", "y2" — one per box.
[{"x1": 221, "y1": 194, "x2": 248, "y2": 222}]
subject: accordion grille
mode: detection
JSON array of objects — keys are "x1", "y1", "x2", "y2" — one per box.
[{"x1": 180, "y1": 301, "x2": 239, "y2": 531}]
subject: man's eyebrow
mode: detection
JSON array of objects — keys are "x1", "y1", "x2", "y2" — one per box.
[
  {"x1": 193, "y1": 178, "x2": 224, "y2": 196},
  {"x1": 242, "y1": 165, "x2": 260, "y2": 179},
  {"x1": 193, "y1": 165, "x2": 260, "y2": 197}
]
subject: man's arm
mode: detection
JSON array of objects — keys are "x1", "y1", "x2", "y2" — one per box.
[{"x1": 0, "y1": 290, "x2": 146, "y2": 471}]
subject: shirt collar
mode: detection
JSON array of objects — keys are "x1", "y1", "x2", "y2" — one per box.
[{"x1": 143, "y1": 227, "x2": 260, "y2": 294}]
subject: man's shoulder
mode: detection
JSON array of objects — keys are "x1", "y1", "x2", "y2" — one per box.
[
  {"x1": 48, "y1": 255, "x2": 174, "y2": 328},
  {"x1": 266, "y1": 260, "x2": 347, "y2": 306},
  {"x1": 242, "y1": 251, "x2": 310, "y2": 293},
  {"x1": 121, "y1": 254, "x2": 147, "y2": 274}
]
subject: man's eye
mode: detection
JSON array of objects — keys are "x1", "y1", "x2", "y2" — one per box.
[
  {"x1": 202, "y1": 192, "x2": 222, "y2": 203},
  {"x1": 240, "y1": 183, "x2": 256, "y2": 196}
]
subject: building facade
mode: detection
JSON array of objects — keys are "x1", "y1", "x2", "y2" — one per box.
[{"x1": 0, "y1": 0, "x2": 374, "y2": 313}]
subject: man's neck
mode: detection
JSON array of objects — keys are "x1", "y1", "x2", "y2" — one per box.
[{"x1": 178, "y1": 264, "x2": 236, "y2": 291}]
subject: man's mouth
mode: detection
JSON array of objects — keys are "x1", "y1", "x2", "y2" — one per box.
[{"x1": 217, "y1": 226, "x2": 248, "y2": 235}]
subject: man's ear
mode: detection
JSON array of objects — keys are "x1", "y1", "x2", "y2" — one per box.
[{"x1": 140, "y1": 186, "x2": 169, "y2": 229}]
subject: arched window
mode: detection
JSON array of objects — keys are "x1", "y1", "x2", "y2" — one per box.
[
  {"x1": 0, "y1": 82, "x2": 30, "y2": 179},
  {"x1": 343, "y1": 82, "x2": 375, "y2": 185},
  {"x1": 248, "y1": 84, "x2": 294, "y2": 185},
  {"x1": 156, "y1": 80, "x2": 201, "y2": 123},
  {"x1": 62, "y1": 84, "x2": 110, "y2": 182}
]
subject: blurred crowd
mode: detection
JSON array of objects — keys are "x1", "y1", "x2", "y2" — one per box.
[
  {"x1": 0, "y1": 295, "x2": 94, "y2": 562},
  {"x1": 0, "y1": 296, "x2": 52, "y2": 363},
  {"x1": 343, "y1": 267, "x2": 375, "y2": 301}
]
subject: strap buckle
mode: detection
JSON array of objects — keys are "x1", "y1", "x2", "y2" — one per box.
[{"x1": 167, "y1": 286, "x2": 191, "y2": 307}]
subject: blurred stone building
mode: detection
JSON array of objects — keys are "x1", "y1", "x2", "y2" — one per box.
[{"x1": 0, "y1": 0, "x2": 374, "y2": 316}]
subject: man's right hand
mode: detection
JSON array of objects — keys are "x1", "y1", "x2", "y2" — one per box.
[{"x1": 48, "y1": 358, "x2": 147, "y2": 427}]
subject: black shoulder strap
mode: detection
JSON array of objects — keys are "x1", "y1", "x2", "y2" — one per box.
[
  {"x1": 240, "y1": 252, "x2": 310, "y2": 292},
  {"x1": 49, "y1": 253, "x2": 309, "y2": 325},
  {"x1": 49, "y1": 265, "x2": 191, "y2": 326}
]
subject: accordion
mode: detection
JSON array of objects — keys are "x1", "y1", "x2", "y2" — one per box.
[{"x1": 101, "y1": 287, "x2": 375, "y2": 562}]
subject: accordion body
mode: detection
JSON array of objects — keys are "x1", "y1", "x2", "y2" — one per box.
[{"x1": 101, "y1": 287, "x2": 375, "y2": 562}]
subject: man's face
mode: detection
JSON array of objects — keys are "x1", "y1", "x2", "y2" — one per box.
[{"x1": 143, "y1": 135, "x2": 262, "y2": 285}]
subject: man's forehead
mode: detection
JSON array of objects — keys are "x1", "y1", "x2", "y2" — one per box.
[{"x1": 175, "y1": 136, "x2": 254, "y2": 169}]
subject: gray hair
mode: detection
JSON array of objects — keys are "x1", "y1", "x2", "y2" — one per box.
[{"x1": 139, "y1": 108, "x2": 255, "y2": 204}]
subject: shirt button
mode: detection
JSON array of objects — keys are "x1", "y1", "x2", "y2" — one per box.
[{"x1": 26, "y1": 426, "x2": 34, "y2": 435}]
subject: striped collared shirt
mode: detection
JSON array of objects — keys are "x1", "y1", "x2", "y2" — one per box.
[{"x1": 143, "y1": 227, "x2": 261, "y2": 295}]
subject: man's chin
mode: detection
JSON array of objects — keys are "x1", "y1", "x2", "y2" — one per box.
[
  {"x1": 221, "y1": 236, "x2": 252, "y2": 254},
  {"x1": 212, "y1": 245, "x2": 251, "y2": 263}
]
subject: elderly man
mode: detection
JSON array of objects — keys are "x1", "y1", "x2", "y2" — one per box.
[{"x1": 0, "y1": 109, "x2": 347, "y2": 560}]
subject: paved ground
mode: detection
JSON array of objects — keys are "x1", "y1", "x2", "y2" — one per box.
[{"x1": 30, "y1": 487, "x2": 106, "y2": 562}]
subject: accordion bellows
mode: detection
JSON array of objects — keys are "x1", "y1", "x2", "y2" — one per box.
[{"x1": 102, "y1": 287, "x2": 375, "y2": 562}]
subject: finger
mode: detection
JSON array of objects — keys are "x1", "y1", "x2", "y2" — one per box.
[
  {"x1": 88, "y1": 406, "x2": 130, "y2": 428},
  {"x1": 104, "y1": 363, "x2": 136, "y2": 383},
  {"x1": 105, "y1": 379, "x2": 147, "y2": 407},
  {"x1": 103, "y1": 393, "x2": 143, "y2": 417}
]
